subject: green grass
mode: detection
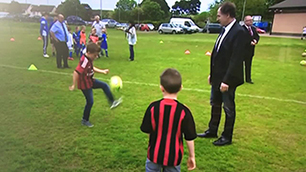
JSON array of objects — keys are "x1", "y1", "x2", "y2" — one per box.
[{"x1": 0, "y1": 21, "x2": 306, "y2": 172}]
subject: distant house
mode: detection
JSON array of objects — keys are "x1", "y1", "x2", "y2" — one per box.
[
  {"x1": 0, "y1": 2, "x2": 9, "y2": 17},
  {"x1": 81, "y1": 3, "x2": 92, "y2": 20},
  {"x1": 0, "y1": 2, "x2": 9, "y2": 12},
  {"x1": 269, "y1": 0, "x2": 306, "y2": 36},
  {"x1": 25, "y1": 5, "x2": 56, "y2": 17},
  {"x1": 0, "y1": 2, "x2": 30, "y2": 14},
  {"x1": 20, "y1": 3, "x2": 31, "y2": 14}
]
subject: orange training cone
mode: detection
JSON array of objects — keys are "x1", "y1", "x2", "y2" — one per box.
[
  {"x1": 37, "y1": 36, "x2": 42, "y2": 40},
  {"x1": 10, "y1": 38, "x2": 15, "y2": 41},
  {"x1": 185, "y1": 50, "x2": 191, "y2": 55},
  {"x1": 205, "y1": 51, "x2": 211, "y2": 56}
]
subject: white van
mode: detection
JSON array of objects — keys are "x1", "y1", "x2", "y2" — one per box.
[{"x1": 170, "y1": 18, "x2": 202, "y2": 33}]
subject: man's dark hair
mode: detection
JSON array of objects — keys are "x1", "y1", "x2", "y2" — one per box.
[
  {"x1": 219, "y1": 2, "x2": 236, "y2": 18},
  {"x1": 42, "y1": 12, "x2": 49, "y2": 17},
  {"x1": 86, "y1": 43, "x2": 101, "y2": 53},
  {"x1": 160, "y1": 68, "x2": 182, "y2": 94},
  {"x1": 126, "y1": 21, "x2": 135, "y2": 31}
]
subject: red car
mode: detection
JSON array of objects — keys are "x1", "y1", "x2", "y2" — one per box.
[
  {"x1": 139, "y1": 24, "x2": 150, "y2": 31},
  {"x1": 256, "y1": 27, "x2": 266, "y2": 34}
]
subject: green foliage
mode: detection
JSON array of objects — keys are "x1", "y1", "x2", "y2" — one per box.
[
  {"x1": 9, "y1": 1, "x2": 21, "y2": 14},
  {"x1": 192, "y1": 12, "x2": 209, "y2": 27},
  {"x1": 208, "y1": 0, "x2": 285, "y2": 22},
  {"x1": 56, "y1": 0, "x2": 89, "y2": 20},
  {"x1": 141, "y1": 0, "x2": 170, "y2": 18},
  {"x1": 172, "y1": 0, "x2": 201, "y2": 15},
  {"x1": 113, "y1": 0, "x2": 165, "y2": 22},
  {"x1": 115, "y1": 0, "x2": 137, "y2": 11},
  {"x1": 141, "y1": 0, "x2": 165, "y2": 21}
]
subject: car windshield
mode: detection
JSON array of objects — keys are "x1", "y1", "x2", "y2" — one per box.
[{"x1": 189, "y1": 21, "x2": 196, "y2": 26}]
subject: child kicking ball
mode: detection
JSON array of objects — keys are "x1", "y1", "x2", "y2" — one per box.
[{"x1": 69, "y1": 43, "x2": 122, "y2": 127}]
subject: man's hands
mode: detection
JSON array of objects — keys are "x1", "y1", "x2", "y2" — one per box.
[
  {"x1": 251, "y1": 39, "x2": 257, "y2": 46},
  {"x1": 220, "y1": 82, "x2": 229, "y2": 92}
]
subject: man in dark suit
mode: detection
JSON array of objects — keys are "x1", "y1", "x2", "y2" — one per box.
[
  {"x1": 197, "y1": 2, "x2": 247, "y2": 146},
  {"x1": 243, "y1": 15, "x2": 260, "y2": 84}
]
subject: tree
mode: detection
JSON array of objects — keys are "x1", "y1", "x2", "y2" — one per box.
[
  {"x1": 141, "y1": 0, "x2": 170, "y2": 18},
  {"x1": 9, "y1": 1, "x2": 21, "y2": 14},
  {"x1": 56, "y1": 0, "x2": 88, "y2": 20},
  {"x1": 113, "y1": 0, "x2": 137, "y2": 22},
  {"x1": 208, "y1": 0, "x2": 283, "y2": 22},
  {"x1": 172, "y1": 0, "x2": 201, "y2": 15},
  {"x1": 193, "y1": 11, "x2": 209, "y2": 27},
  {"x1": 141, "y1": 0, "x2": 164, "y2": 21},
  {"x1": 116, "y1": 0, "x2": 137, "y2": 11}
]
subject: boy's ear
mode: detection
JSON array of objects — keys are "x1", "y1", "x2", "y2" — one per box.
[
  {"x1": 180, "y1": 85, "x2": 183, "y2": 91},
  {"x1": 160, "y1": 85, "x2": 165, "y2": 92}
]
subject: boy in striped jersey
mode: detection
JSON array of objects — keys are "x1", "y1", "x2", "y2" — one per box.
[
  {"x1": 141, "y1": 68, "x2": 197, "y2": 172},
  {"x1": 69, "y1": 43, "x2": 122, "y2": 127}
]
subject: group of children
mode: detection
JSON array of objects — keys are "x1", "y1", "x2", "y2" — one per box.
[{"x1": 66, "y1": 25, "x2": 108, "y2": 61}]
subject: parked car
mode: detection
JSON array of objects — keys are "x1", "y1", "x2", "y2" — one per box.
[
  {"x1": 147, "y1": 24, "x2": 155, "y2": 30},
  {"x1": 158, "y1": 23, "x2": 183, "y2": 34},
  {"x1": 256, "y1": 27, "x2": 266, "y2": 34},
  {"x1": 139, "y1": 24, "x2": 150, "y2": 31},
  {"x1": 202, "y1": 23, "x2": 222, "y2": 33},
  {"x1": 170, "y1": 18, "x2": 202, "y2": 32},
  {"x1": 101, "y1": 19, "x2": 118, "y2": 28},
  {"x1": 174, "y1": 24, "x2": 193, "y2": 34},
  {"x1": 116, "y1": 23, "x2": 129, "y2": 30},
  {"x1": 66, "y1": 16, "x2": 86, "y2": 25}
]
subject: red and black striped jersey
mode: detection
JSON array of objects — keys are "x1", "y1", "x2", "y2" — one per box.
[
  {"x1": 141, "y1": 98, "x2": 197, "y2": 166},
  {"x1": 75, "y1": 55, "x2": 94, "y2": 90}
]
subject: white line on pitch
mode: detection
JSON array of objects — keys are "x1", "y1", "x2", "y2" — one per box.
[{"x1": 1, "y1": 64, "x2": 305, "y2": 105}]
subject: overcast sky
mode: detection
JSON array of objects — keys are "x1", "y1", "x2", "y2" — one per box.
[{"x1": 0, "y1": 0, "x2": 215, "y2": 11}]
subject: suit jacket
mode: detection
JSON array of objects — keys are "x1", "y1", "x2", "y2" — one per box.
[
  {"x1": 243, "y1": 25, "x2": 260, "y2": 56},
  {"x1": 210, "y1": 22, "x2": 248, "y2": 88}
]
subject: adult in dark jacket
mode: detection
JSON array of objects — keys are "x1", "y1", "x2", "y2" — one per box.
[
  {"x1": 197, "y1": 2, "x2": 248, "y2": 146},
  {"x1": 243, "y1": 15, "x2": 260, "y2": 84}
]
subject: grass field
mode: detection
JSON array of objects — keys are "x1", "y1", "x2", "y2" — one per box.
[{"x1": 0, "y1": 21, "x2": 306, "y2": 172}]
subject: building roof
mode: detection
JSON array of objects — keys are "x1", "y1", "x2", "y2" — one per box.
[
  {"x1": 19, "y1": 3, "x2": 31, "y2": 11},
  {"x1": 32, "y1": 5, "x2": 55, "y2": 13},
  {"x1": 0, "y1": 2, "x2": 9, "y2": 12},
  {"x1": 82, "y1": 4, "x2": 92, "y2": 10},
  {"x1": 270, "y1": 0, "x2": 306, "y2": 9}
]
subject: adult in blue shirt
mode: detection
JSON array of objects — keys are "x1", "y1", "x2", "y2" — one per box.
[
  {"x1": 50, "y1": 14, "x2": 70, "y2": 69},
  {"x1": 40, "y1": 13, "x2": 49, "y2": 58}
]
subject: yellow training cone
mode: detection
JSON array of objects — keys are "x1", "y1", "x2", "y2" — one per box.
[{"x1": 28, "y1": 64, "x2": 38, "y2": 71}]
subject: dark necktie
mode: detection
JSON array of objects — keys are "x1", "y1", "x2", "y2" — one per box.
[
  {"x1": 248, "y1": 26, "x2": 253, "y2": 36},
  {"x1": 61, "y1": 22, "x2": 68, "y2": 42},
  {"x1": 215, "y1": 27, "x2": 225, "y2": 51}
]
